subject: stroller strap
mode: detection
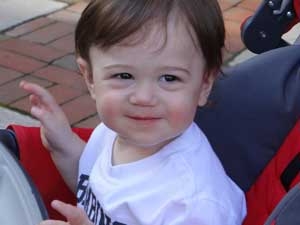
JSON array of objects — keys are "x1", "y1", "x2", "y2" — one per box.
[{"x1": 243, "y1": 120, "x2": 300, "y2": 225}]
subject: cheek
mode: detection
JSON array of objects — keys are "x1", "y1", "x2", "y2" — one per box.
[
  {"x1": 94, "y1": 91, "x2": 122, "y2": 120},
  {"x1": 166, "y1": 99, "x2": 197, "y2": 127}
]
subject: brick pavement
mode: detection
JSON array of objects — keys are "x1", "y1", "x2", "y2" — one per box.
[{"x1": 0, "y1": 0, "x2": 261, "y2": 128}]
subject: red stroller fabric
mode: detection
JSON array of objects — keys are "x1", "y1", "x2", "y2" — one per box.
[
  {"x1": 294, "y1": 0, "x2": 300, "y2": 19},
  {"x1": 243, "y1": 120, "x2": 300, "y2": 225},
  {"x1": 7, "y1": 125, "x2": 93, "y2": 220}
]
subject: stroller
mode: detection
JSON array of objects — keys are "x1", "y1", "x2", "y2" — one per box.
[{"x1": 0, "y1": 0, "x2": 299, "y2": 224}]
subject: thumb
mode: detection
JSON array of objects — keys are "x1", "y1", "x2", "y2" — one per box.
[{"x1": 51, "y1": 200, "x2": 92, "y2": 225}]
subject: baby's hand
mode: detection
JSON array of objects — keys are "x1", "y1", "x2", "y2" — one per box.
[
  {"x1": 19, "y1": 81, "x2": 76, "y2": 154},
  {"x1": 38, "y1": 200, "x2": 93, "y2": 225},
  {"x1": 20, "y1": 81, "x2": 86, "y2": 192}
]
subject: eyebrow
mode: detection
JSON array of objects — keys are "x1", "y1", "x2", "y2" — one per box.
[
  {"x1": 103, "y1": 64, "x2": 132, "y2": 70},
  {"x1": 160, "y1": 66, "x2": 191, "y2": 76},
  {"x1": 102, "y1": 64, "x2": 191, "y2": 75}
]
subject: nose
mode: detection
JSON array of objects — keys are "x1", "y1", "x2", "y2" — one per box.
[{"x1": 129, "y1": 82, "x2": 157, "y2": 106}]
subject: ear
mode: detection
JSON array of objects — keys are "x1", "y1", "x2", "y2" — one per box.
[
  {"x1": 76, "y1": 57, "x2": 96, "y2": 100},
  {"x1": 197, "y1": 74, "x2": 215, "y2": 107}
]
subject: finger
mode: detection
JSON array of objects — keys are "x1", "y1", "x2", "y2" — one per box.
[
  {"x1": 29, "y1": 94, "x2": 41, "y2": 107},
  {"x1": 21, "y1": 81, "x2": 64, "y2": 124},
  {"x1": 51, "y1": 200, "x2": 92, "y2": 225},
  {"x1": 29, "y1": 95, "x2": 43, "y2": 119},
  {"x1": 28, "y1": 95, "x2": 52, "y2": 122},
  {"x1": 20, "y1": 80, "x2": 55, "y2": 105},
  {"x1": 30, "y1": 105, "x2": 44, "y2": 119},
  {"x1": 20, "y1": 81, "x2": 57, "y2": 110},
  {"x1": 38, "y1": 220, "x2": 69, "y2": 225}
]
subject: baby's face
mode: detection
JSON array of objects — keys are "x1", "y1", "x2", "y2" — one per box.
[{"x1": 84, "y1": 14, "x2": 214, "y2": 152}]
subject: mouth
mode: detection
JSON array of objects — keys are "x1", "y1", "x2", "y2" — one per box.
[{"x1": 126, "y1": 115, "x2": 161, "y2": 121}]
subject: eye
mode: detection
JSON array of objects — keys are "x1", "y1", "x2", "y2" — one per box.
[
  {"x1": 160, "y1": 74, "x2": 179, "y2": 82},
  {"x1": 113, "y1": 73, "x2": 133, "y2": 79}
]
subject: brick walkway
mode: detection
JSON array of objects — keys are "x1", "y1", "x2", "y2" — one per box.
[{"x1": 0, "y1": 0, "x2": 261, "y2": 128}]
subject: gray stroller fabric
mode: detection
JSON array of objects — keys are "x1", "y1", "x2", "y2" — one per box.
[
  {"x1": 0, "y1": 143, "x2": 47, "y2": 224},
  {"x1": 264, "y1": 183, "x2": 300, "y2": 225},
  {"x1": 195, "y1": 45, "x2": 300, "y2": 191}
]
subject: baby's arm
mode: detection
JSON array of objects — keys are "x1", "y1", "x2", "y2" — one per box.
[
  {"x1": 20, "y1": 81, "x2": 85, "y2": 192},
  {"x1": 38, "y1": 200, "x2": 92, "y2": 225}
]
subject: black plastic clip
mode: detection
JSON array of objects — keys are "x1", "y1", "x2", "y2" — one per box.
[{"x1": 241, "y1": 0, "x2": 296, "y2": 53}]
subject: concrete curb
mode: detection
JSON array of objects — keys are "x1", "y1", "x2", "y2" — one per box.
[
  {"x1": 0, "y1": 106, "x2": 40, "y2": 128},
  {"x1": 0, "y1": 0, "x2": 67, "y2": 32}
]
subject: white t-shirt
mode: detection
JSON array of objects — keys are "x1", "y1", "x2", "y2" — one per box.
[{"x1": 77, "y1": 122, "x2": 246, "y2": 225}]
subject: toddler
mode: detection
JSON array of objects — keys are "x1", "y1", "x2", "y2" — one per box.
[{"x1": 21, "y1": 0, "x2": 247, "y2": 224}]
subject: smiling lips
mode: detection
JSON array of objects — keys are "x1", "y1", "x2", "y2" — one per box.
[{"x1": 127, "y1": 115, "x2": 161, "y2": 121}]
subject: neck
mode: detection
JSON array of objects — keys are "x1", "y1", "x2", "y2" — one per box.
[{"x1": 111, "y1": 136, "x2": 170, "y2": 166}]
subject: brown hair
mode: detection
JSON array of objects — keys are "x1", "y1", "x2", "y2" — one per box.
[{"x1": 75, "y1": 0, "x2": 225, "y2": 77}]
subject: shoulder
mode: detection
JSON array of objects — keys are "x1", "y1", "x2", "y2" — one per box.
[
  {"x1": 177, "y1": 123, "x2": 239, "y2": 191},
  {"x1": 173, "y1": 123, "x2": 228, "y2": 188},
  {"x1": 160, "y1": 158, "x2": 246, "y2": 224},
  {"x1": 165, "y1": 123, "x2": 246, "y2": 224}
]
